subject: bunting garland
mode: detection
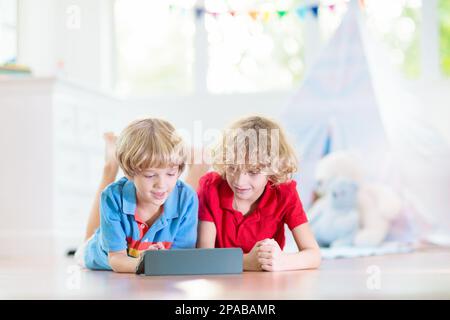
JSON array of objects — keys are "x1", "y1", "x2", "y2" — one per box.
[{"x1": 169, "y1": 0, "x2": 359, "y2": 21}]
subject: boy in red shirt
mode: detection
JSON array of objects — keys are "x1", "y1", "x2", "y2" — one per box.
[{"x1": 192, "y1": 116, "x2": 321, "y2": 272}]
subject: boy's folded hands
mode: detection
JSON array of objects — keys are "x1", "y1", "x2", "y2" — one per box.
[
  {"x1": 243, "y1": 240, "x2": 265, "y2": 271},
  {"x1": 257, "y1": 238, "x2": 286, "y2": 272},
  {"x1": 244, "y1": 238, "x2": 285, "y2": 272}
]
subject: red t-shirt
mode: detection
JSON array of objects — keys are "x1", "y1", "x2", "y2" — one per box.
[{"x1": 197, "y1": 172, "x2": 308, "y2": 253}]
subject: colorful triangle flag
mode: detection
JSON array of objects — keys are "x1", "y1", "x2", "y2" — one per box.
[
  {"x1": 277, "y1": 10, "x2": 288, "y2": 18},
  {"x1": 249, "y1": 11, "x2": 259, "y2": 20},
  {"x1": 296, "y1": 7, "x2": 308, "y2": 19},
  {"x1": 195, "y1": 7, "x2": 204, "y2": 19},
  {"x1": 262, "y1": 11, "x2": 271, "y2": 22}
]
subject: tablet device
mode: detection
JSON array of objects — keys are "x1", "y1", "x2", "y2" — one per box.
[{"x1": 136, "y1": 248, "x2": 243, "y2": 276}]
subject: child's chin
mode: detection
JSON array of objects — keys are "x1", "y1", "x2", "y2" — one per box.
[
  {"x1": 150, "y1": 197, "x2": 166, "y2": 206},
  {"x1": 235, "y1": 193, "x2": 253, "y2": 201}
]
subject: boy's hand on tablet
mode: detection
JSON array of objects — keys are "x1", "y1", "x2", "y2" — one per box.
[
  {"x1": 136, "y1": 242, "x2": 166, "y2": 274},
  {"x1": 155, "y1": 242, "x2": 167, "y2": 250},
  {"x1": 148, "y1": 242, "x2": 166, "y2": 251},
  {"x1": 257, "y1": 239, "x2": 285, "y2": 272},
  {"x1": 135, "y1": 254, "x2": 145, "y2": 274}
]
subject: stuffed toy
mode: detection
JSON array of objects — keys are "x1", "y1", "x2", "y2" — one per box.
[
  {"x1": 309, "y1": 177, "x2": 359, "y2": 247},
  {"x1": 309, "y1": 151, "x2": 402, "y2": 247}
]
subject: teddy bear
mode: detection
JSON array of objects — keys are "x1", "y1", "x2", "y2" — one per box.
[
  {"x1": 309, "y1": 176, "x2": 359, "y2": 247},
  {"x1": 308, "y1": 151, "x2": 402, "y2": 247}
]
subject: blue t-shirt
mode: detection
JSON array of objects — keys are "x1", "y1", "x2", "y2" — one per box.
[{"x1": 83, "y1": 177, "x2": 198, "y2": 270}]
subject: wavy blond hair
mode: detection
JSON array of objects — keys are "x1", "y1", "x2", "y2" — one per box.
[
  {"x1": 211, "y1": 115, "x2": 298, "y2": 185},
  {"x1": 116, "y1": 118, "x2": 187, "y2": 177}
]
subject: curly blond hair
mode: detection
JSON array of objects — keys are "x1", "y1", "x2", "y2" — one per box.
[
  {"x1": 116, "y1": 118, "x2": 187, "y2": 177},
  {"x1": 211, "y1": 115, "x2": 298, "y2": 185}
]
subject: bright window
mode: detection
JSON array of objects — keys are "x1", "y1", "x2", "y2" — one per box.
[
  {"x1": 0, "y1": 0, "x2": 17, "y2": 65},
  {"x1": 205, "y1": 0, "x2": 305, "y2": 94},
  {"x1": 113, "y1": 0, "x2": 443, "y2": 96},
  {"x1": 114, "y1": 0, "x2": 196, "y2": 95},
  {"x1": 439, "y1": 0, "x2": 450, "y2": 76},
  {"x1": 364, "y1": 0, "x2": 422, "y2": 78}
]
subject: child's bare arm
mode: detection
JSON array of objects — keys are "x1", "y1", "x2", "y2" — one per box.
[
  {"x1": 258, "y1": 223, "x2": 321, "y2": 272},
  {"x1": 108, "y1": 244, "x2": 164, "y2": 273},
  {"x1": 285, "y1": 223, "x2": 321, "y2": 270},
  {"x1": 196, "y1": 221, "x2": 216, "y2": 248},
  {"x1": 108, "y1": 250, "x2": 140, "y2": 273}
]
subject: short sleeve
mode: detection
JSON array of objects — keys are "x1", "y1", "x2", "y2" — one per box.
[
  {"x1": 172, "y1": 193, "x2": 199, "y2": 249},
  {"x1": 197, "y1": 174, "x2": 215, "y2": 222},
  {"x1": 99, "y1": 188, "x2": 128, "y2": 252},
  {"x1": 283, "y1": 182, "x2": 308, "y2": 230}
]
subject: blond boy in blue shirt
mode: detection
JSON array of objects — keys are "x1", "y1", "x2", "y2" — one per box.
[{"x1": 75, "y1": 118, "x2": 198, "y2": 273}]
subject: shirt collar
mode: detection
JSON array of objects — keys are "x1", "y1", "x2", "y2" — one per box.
[
  {"x1": 122, "y1": 179, "x2": 136, "y2": 215},
  {"x1": 121, "y1": 178, "x2": 179, "y2": 220}
]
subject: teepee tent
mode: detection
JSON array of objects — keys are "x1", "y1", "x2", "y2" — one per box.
[
  {"x1": 281, "y1": 1, "x2": 389, "y2": 209},
  {"x1": 281, "y1": 1, "x2": 450, "y2": 245}
]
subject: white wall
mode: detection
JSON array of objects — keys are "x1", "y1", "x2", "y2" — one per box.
[
  {"x1": 17, "y1": 0, "x2": 56, "y2": 76},
  {"x1": 17, "y1": 0, "x2": 113, "y2": 89}
]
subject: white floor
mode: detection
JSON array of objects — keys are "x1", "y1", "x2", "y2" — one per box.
[{"x1": 0, "y1": 245, "x2": 449, "y2": 299}]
